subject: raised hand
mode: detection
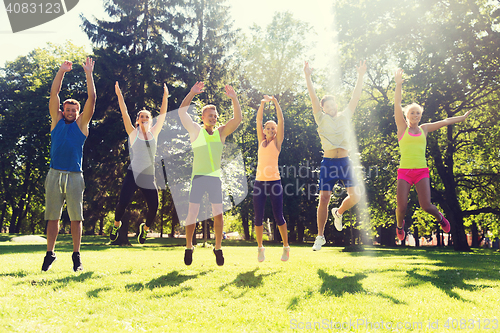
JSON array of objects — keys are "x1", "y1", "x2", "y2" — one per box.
[
  {"x1": 304, "y1": 61, "x2": 313, "y2": 77},
  {"x1": 163, "y1": 83, "x2": 169, "y2": 97},
  {"x1": 463, "y1": 110, "x2": 472, "y2": 119},
  {"x1": 262, "y1": 95, "x2": 272, "y2": 103},
  {"x1": 357, "y1": 60, "x2": 367, "y2": 76},
  {"x1": 224, "y1": 85, "x2": 237, "y2": 99},
  {"x1": 82, "y1": 57, "x2": 94, "y2": 73},
  {"x1": 60, "y1": 60, "x2": 72, "y2": 72},
  {"x1": 191, "y1": 81, "x2": 204, "y2": 95},
  {"x1": 395, "y1": 68, "x2": 404, "y2": 85},
  {"x1": 115, "y1": 81, "x2": 123, "y2": 97}
]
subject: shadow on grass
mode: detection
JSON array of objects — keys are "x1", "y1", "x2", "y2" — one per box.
[
  {"x1": 87, "y1": 287, "x2": 112, "y2": 298},
  {"x1": 317, "y1": 269, "x2": 367, "y2": 296},
  {"x1": 316, "y1": 269, "x2": 406, "y2": 305},
  {"x1": 404, "y1": 268, "x2": 492, "y2": 303},
  {"x1": 0, "y1": 270, "x2": 30, "y2": 278},
  {"x1": 287, "y1": 289, "x2": 314, "y2": 310},
  {"x1": 218, "y1": 268, "x2": 277, "y2": 299},
  {"x1": 31, "y1": 271, "x2": 96, "y2": 290},
  {"x1": 125, "y1": 270, "x2": 210, "y2": 291},
  {"x1": 151, "y1": 286, "x2": 194, "y2": 298}
]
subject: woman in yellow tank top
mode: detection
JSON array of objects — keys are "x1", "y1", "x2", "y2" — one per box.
[
  {"x1": 254, "y1": 95, "x2": 290, "y2": 262},
  {"x1": 394, "y1": 69, "x2": 471, "y2": 242}
]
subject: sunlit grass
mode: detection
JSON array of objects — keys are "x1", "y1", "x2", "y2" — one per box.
[{"x1": 0, "y1": 235, "x2": 499, "y2": 332}]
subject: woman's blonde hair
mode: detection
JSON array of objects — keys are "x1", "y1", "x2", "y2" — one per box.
[
  {"x1": 402, "y1": 103, "x2": 424, "y2": 117},
  {"x1": 263, "y1": 120, "x2": 277, "y2": 128}
]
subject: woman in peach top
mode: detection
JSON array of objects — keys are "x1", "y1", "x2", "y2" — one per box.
[{"x1": 253, "y1": 95, "x2": 290, "y2": 262}]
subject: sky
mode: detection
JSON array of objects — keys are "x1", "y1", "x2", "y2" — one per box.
[{"x1": 0, "y1": 0, "x2": 337, "y2": 69}]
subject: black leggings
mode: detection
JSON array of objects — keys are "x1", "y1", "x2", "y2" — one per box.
[{"x1": 115, "y1": 169, "x2": 159, "y2": 228}]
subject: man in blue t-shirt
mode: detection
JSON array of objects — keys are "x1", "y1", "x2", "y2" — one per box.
[{"x1": 41, "y1": 58, "x2": 96, "y2": 272}]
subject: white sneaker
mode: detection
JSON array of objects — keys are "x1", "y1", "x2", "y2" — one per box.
[
  {"x1": 312, "y1": 236, "x2": 326, "y2": 251},
  {"x1": 332, "y1": 208, "x2": 343, "y2": 231},
  {"x1": 281, "y1": 246, "x2": 290, "y2": 261},
  {"x1": 258, "y1": 247, "x2": 265, "y2": 262}
]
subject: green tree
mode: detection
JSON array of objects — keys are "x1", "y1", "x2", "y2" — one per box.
[
  {"x1": 184, "y1": 0, "x2": 237, "y2": 104},
  {"x1": 238, "y1": 11, "x2": 313, "y2": 104}
]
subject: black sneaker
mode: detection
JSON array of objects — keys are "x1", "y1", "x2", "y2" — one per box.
[
  {"x1": 184, "y1": 248, "x2": 194, "y2": 265},
  {"x1": 41, "y1": 252, "x2": 57, "y2": 271},
  {"x1": 213, "y1": 248, "x2": 224, "y2": 266},
  {"x1": 137, "y1": 223, "x2": 147, "y2": 244},
  {"x1": 72, "y1": 252, "x2": 83, "y2": 272},
  {"x1": 110, "y1": 221, "x2": 121, "y2": 242}
]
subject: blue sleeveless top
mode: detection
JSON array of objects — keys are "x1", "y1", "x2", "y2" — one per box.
[{"x1": 49, "y1": 119, "x2": 87, "y2": 172}]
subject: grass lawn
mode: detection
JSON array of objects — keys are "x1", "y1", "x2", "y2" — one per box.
[{"x1": 0, "y1": 234, "x2": 499, "y2": 332}]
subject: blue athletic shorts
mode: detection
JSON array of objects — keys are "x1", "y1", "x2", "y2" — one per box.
[{"x1": 319, "y1": 157, "x2": 356, "y2": 191}]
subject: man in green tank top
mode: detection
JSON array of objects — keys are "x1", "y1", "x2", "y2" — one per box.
[{"x1": 178, "y1": 81, "x2": 242, "y2": 266}]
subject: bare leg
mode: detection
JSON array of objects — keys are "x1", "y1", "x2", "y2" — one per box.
[
  {"x1": 46, "y1": 220, "x2": 59, "y2": 252},
  {"x1": 317, "y1": 190, "x2": 331, "y2": 236},
  {"x1": 396, "y1": 179, "x2": 412, "y2": 228},
  {"x1": 212, "y1": 203, "x2": 223, "y2": 250},
  {"x1": 278, "y1": 223, "x2": 289, "y2": 247},
  {"x1": 338, "y1": 186, "x2": 361, "y2": 215},
  {"x1": 414, "y1": 178, "x2": 440, "y2": 219},
  {"x1": 185, "y1": 203, "x2": 200, "y2": 249},
  {"x1": 256, "y1": 225, "x2": 264, "y2": 248},
  {"x1": 71, "y1": 220, "x2": 82, "y2": 252}
]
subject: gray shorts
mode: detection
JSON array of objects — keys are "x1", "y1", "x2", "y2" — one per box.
[{"x1": 45, "y1": 168, "x2": 85, "y2": 221}]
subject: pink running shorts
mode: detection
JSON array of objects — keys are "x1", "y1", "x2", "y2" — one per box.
[{"x1": 397, "y1": 168, "x2": 430, "y2": 186}]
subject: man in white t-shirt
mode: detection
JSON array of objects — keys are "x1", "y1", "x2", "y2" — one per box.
[{"x1": 304, "y1": 60, "x2": 366, "y2": 251}]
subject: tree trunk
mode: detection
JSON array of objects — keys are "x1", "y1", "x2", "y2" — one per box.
[
  {"x1": 414, "y1": 226, "x2": 420, "y2": 247},
  {"x1": 170, "y1": 205, "x2": 179, "y2": 238},
  {"x1": 241, "y1": 203, "x2": 250, "y2": 241},
  {"x1": 379, "y1": 225, "x2": 396, "y2": 246},
  {"x1": 471, "y1": 221, "x2": 479, "y2": 248},
  {"x1": 99, "y1": 215, "x2": 104, "y2": 236},
  {"x1": 297, "y1": 220, "x2": 304, "y2": 243}
]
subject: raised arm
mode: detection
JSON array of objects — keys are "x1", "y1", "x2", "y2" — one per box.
[
  {"x1": 255, "y1": 96, "x2": 269, "y2": 144},
  {"x1": 304, "y1": 61, "x2": 321, "y2": 115},
  {"x1": 115, "y1": 81, "x2": 135, "y2": 135},
  {"x1": 421, "y1": 110, "x2": 472, "y2": 134},
  {"x1": 219, "y1": 85, "x2": 242, "y2": 140},
  {"x1": 49, "y1": 61, "x2": 72, "y2": 130},
  {"x1": 347, "y1": 60, "x2": 367, "y2": 114},
  {"x1": 394, "y1": 68, "x2": 407, "y2": 137},
  {"x1": 77, "y1": 57, "x2": 97, "y2": 136},
  {"x1": 272, "y1": 96, "x2": 285, "y2": 151},
  {"x1": 151, "y1": 83, "x2": 169, "y2": 139},
  {"x1": 179, "y1": 81, "x2": 203, "y2": 136}
]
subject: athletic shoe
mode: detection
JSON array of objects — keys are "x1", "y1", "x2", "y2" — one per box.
[
  {"x1": 258, "y1": 247, "x2": 265, "y2": 262},
  {"x1": 110, "y1": 221, "x2": 121, "y2": 242},
  {"x1": 312, "y1": 235, "x2": 326, "y2": 251},
  {"x1": 137, "y1": 223, "x2": 147, "y2": 244},
  {"x1": 396, "y1": 220, "x2": 406, "y2": 241},
  {"x1": 332, "y1": 208, "x2": 343, "y2": 231},
  {"x1": 72, "y1": 252, "x2": 83, "y2": 272},
  {"x1": 184, "y1": 248, "x2": 194, "y2": 266},
  {"x1": 41, "y1": 252, "x2": 57, "y2": 271},
  {"x1": 438, "y1": 212, "x2": 451, "y2": 233},
  {"x1": 213, "y1": 248, "x2": 224, "y2": 266},
  {"x1": 281, "y1": 246, "x2": 290, "y2": 262}
]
